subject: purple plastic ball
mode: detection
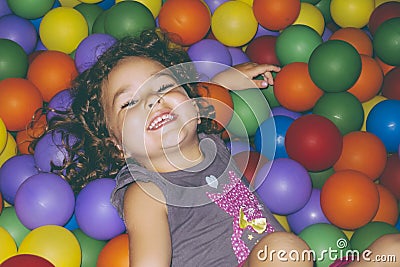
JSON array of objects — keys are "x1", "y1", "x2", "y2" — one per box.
[
  {"x1": 228, "y1": 47, "x2": 250, "y2": 65},
  {"x1": 0, "y1": 154, "x2": 39, "y2": 205},
  {"x1": 0, "y1": 0, "x2": 12, "y2": 17},
  {"x1": 271, "y1": 106, "x2": 302, "y2": 120},
  {"x1": 75, "y1": 178, "x2": 126, "y2": 240},
  {"x1": 225, "y1": 140, "x2": 254, "y2": 156},
  {"x1": 254, "y1": 158, "x2": 312, "y2": 215},
  {"x1": 46, "y1": 89, "x2": 73, "y2": 121},
  {"x1": 33, "y1": 130, "x2": 78, "y2": 173},
  {"x1": 254, "y1": 24, "x2": 280, "y2": 39},
  {"x1": 287, "y1": 188, "x2": 331, "y2": 234},
  {"x1": 0, "y1": 15, "x2": 37, "y2": 54},
  {"x1": 322, "y1": 27, "x2": 333, "y2": 42},
  {"x1": 75, "y1": 33, "x2": 116, "y2": 73},
  {"x1": 203, "y1": 0, "x2": 228, "y2": 14},
  {"x1": 187, "y1": 38, "x2": 232, "y2": 79},
  {"x1": 14, "y1": 172, "x2": 75, "y2": 229}
]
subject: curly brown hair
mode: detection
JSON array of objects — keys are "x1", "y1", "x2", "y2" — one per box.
[{"x1": 40, "y1": 29, "x2": 218, "y2": 193}]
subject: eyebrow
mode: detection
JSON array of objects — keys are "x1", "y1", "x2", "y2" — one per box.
[{"x1": 111, "y1": 72, "x2": 176, "y2": 108}]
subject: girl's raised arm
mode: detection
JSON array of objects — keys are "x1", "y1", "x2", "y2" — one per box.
[
  {"x1": 123, "y1": 181, "x2": 171, "y2": 267},
  {"x1": 211, "y1": 62, "x2": 281, "y2": 91}
]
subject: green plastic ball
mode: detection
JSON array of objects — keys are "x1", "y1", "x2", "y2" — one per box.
[
  {"x1": 73, "y1": 229, "x2": 107, "y2": 267},
  {"x1": 92, "y1": 10, "x2": 108, "y2": 34},
  {"x1": 373, "y1": 17, "x2": 400, "y2": 66},
  {"x1": 0, "y1": 207, "x2": 30, "y2": 247},
  {"x1": 309, "y1": 167, "x2": 334, "y2": 189},
  {"x1": 276, "y1": 24, "x2": 322, "y2": 66},
  {"x1": 309, "y1": 40, "x2": 362, "y2": 93},
  {"x1": 350, "y1": 221, "x2": 399, "y2": 252},
  {"x1": 226, "y1": 88, "x2": 271, "y2": 138},
  {"x1": 0, "y1": 39, "x2": 28, "y2": 81},
  {"x1": 313, "y1": 92, "x2": 364, "y2": 135},
  {"x1": 74, "y1": 3, "x2": 103, "y2": 34},
  {"x1": 299, "y1": 223, "x2": 351, "y2": 267},
  {"x1": 6, "y1": 0, "x2": 55, "y2": 19},
  {"x1": 104, "y1": 1, "x2": 156, "y2": 39},
  {"x1": 315, "y1": 0, "x2": 333, "y2": 24}
]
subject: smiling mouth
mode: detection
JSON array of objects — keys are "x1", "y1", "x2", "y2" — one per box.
[{"x1": 148, "y1": 113, "x2": 177, "y2": 130}]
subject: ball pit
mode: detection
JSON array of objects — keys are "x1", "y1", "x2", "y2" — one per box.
[{"x1": 0, "y1": 1, "x2": 399, "y2": 265}]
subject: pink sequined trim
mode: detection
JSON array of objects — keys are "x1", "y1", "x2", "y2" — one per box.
[{"x1": 207, "y1": 171, "x2": 275, "y2": 263}]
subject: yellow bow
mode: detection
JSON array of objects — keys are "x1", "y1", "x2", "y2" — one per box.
[{"x1": 239, "y1": 208, "x2": 267, "y2": 234}]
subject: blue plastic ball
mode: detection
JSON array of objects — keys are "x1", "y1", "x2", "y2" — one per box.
[{"x1": 366, "y1": 100, "x2": 400, "y2": 153}]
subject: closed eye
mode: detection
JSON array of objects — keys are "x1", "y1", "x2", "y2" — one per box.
[
  {"x1": 157, "y1": 83, "x2": 175, "y2": 93},
  {"x1": 121, "y1": 99, "x2": 138, "y2": 109}
]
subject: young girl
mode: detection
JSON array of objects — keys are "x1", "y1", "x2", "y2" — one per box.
[{"x1": 43, "y1": 29, "x2": 399, "y2": 267}]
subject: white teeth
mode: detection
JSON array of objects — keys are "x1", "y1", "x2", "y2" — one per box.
[{"x1": 148, "y1": 114, "x2": 174, "y2": 130}]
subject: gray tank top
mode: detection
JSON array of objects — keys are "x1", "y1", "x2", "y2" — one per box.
[{"x1": 111, "y1": 134, "x2": 284, "y2": 266}]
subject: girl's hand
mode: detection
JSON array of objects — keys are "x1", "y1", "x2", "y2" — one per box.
[{"x1": 211, "y1": 62, "x2": 281, "y2": 91}]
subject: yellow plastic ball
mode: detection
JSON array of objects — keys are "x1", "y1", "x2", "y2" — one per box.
[
  {"x1": 116, "y1": 0, "x2": 162, "y2": 18},
  {"x1": 0, "y1": 133, "x2": 17, "y2": 168},
  {"x1": 18, "y1": 225, "x2": 81, "y2": 267},
  {"x1": 0, "y1": 118, "x2": 7, "y2": 154},
  {"x1": 39, "y1": 7, "x2": 88, "y2": 54},
  {"x1": 330, "y1": 0, "x2": 375, "y2": 28},
  {"x1": 293, "y1": 2, "x2": 325, "y2": 35},
  {"x1": 342, "y1": 229, "x2": 354, "y2": 240},
  {"x1": 79, "y1": 0, "x2": 103, "y2": 3},
  {"x1": 0, "y1": 227, "x2": 17, "y2": 264},
  {"x1": 375, "y1": 0, "x2": 400, "y2": 7},
  {"x1": 273, "y1": 214, "x2": 291, "y2": 232},
  {"x1": 58, "y1": 0, "x2": 81, "y2": 7},
  {"x1": 211, "y1": 1, "x2": 258, "y2": 47},
  {"x1": 361, "y1": 95, "x2": 387, "y2": 131},
  {"x1": 237, "y1": 0, "x2": 254, "y2": 7}
]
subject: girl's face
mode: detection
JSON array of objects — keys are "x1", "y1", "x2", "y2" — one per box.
[{"x1": 102, "y1": 56, "x2": 201, "y2": 171}]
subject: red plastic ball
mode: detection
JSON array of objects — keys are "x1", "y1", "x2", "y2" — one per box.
[
  {"x1": 1, "y1": 254, "x2": 55, "y2": 267},
  {"x1": 285, "y1": 114, "x2": 343, "y2": 172},
  {"x1": 381, "y1": 67, "x2": 400, "y2": 100},
  {"x1": 158, "y1": 0, "x2": 211, "y2": 46},
  {"x1": 379, "y1": 153, "x2": 400, "y2": 200},
  {"x1": 245, "y1": 35, "x2": 280, "y2": 65},
  {"x1": 253, "y1": 0, "x2": 301, "y2": 31},
  {"x1": 233, "y1": 150, "x2": 269, "y2": 183},
  {"x1": 368, "y1": 1, "x2": 400, "y2": 35},
  {"x1": 0, "y1": 78, "x2": 43, "y2": 131},
  {"x1": 27, "y1": 50, "x2": 78, "y2": 102},
  {"x1": 321, "y1": 169, "x2": 379, "y2": 230}
]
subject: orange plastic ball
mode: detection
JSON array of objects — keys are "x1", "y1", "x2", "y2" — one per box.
[
  {"x1": 0, "y1": 78, "x2": 43, "y2": 131},
  {"x1": 158, "y1": 0, "x2": 211, "y2": 46},
  {"x1": 197, "y1": 82, "x2": 233, "y2": 131},
  {"x1": 16, "y1": 114, "x2": 47, "y2": 154},
  {"x1": 333, "y1": 131, "x2": 387, "y2": 180},
  {"x1": 321, "y1": 170, "x2": 379, "y2": 230},
  {"x1": 372, "y1": 184, "x2": 399, "y2": 226},
  {"x1": 347, "y1": 55, "x2": 384, "y2": 103},
  {"x1": 232, "y1": 150, "x2": 269, "y2": 183},
  {"x1": 27, "y1": 50, "x2": 78, "y2": 102},
  {"x1": 273, "y1": 62, "x2": 324, "y2": 112},
  {"x1": 375, "y1": 56, "x2": 395, "y2": 76},
  {"x1": 97, "y1": 234, "x2": 129, "y2": 267},
  {"x1": 329, "y1": 27, "x2": 373, "y2": 56},
  {"x1": 253, "y1": 0, "x2": 301, "y2": 31}
]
